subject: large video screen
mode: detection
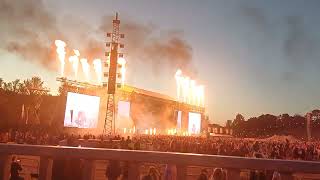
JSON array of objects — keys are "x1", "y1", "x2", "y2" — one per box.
[
  {"x1": 176, "y1": 110, "x2": 182, "y2": 129},
  {"x1": 188, "y1": 112, "x2": 201, "y2": 134},
  {"x1": 116, "y1": 101, "x2": 132, "y2": 129},
  {"x1": 64, "y1": 92, "x2": 100, "y2": 128}
]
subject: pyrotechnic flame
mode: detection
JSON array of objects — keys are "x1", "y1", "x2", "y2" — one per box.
[
  {"x1": 93, "y1": 59, "x2": 102, "y2": 84},
  {"x1": 174, "y1": 69, "x2": 205, "y2": 107},
  {"x1": 195, "y1": 85, "x2": 205, "y2": 107},
  {"x1": 80, "y1": 58, "x2": 90, "y2": 82},
  {"x1": 118, "y1": 57, "x2": 126, "y2": 65},
  {"x1": 190, "y1": 80, "x2": 196, "y2": 104},
  {"x1": 118, "y1": 58, "x2": 126, "y2": 85},
  {"x1": 199, "y1": 85, "x2": 204, "y2": 107},
  {"x1": 55, "y1": 40, "x2": 66, "y2": 76},
  {"x1": 182, "y1": 77, "x2": 190, "y2": 103},
  {"x1": 74, "y1": 50, "x2": 80, "y2": 56},
  {"x1": 69, "y1": 50, "x2": 80, "y2": 79},
  {"x1": 175, "y1": 69, "x2": 182, "y2": 101},
  {"x1": 195, "y1": 85, "x2": 200, "y2": 106}
]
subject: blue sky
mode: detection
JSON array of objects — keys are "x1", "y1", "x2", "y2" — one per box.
[{"x1": 1, "y1": 0, "x2": 320, "y2": 124}]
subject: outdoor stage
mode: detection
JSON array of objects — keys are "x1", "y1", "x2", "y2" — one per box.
[{"x1": 59, "y1": 83, "x2": 207, "y2": 135}]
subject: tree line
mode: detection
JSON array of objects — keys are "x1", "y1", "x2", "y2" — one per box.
[
  {"x1": 231, "y1": 111, "x2": 320, "y2": 139},
  {"x1": 0, "y1": 77, "x2": 58, "y2": 127},
  {"x1": 0, "y1": 77, "x2": 49, "y2": 96}
]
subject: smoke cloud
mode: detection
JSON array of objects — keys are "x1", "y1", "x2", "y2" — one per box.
[
  {"x1": 0, "y1": 0, "x2": 196, "y2": 75},
  {"x1": 284, "y1": 16, "x2": 317, "y2": 67},
  {"x1": 130, "y1": 92, "x2": 175, "y2": 130},
  {"x1": 240, "y1": 4, "x2": 320, "y2": 79},
  {"x1": 99, "y1": 16, "x2": 195, "y2": 75},
  {"x1": 241, "y1": 5, "x2": 269, "y2": 32},
  {"x1": 0, "y1": 0, "x2": 63, "y2": 70}
]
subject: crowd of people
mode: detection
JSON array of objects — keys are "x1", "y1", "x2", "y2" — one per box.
[
  {"x1": 1, "y1": 127, "x2": 319, "y2": 162},
  {"x1": 1, "y1": 127, "x2": 320, "y2": 180}
]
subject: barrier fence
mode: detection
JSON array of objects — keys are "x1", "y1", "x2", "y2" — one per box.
[{"x1": 1, "y1": 143, "x2": 320, "y2": 180}]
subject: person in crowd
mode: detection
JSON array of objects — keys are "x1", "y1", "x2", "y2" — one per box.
[
  {"x1": 210, "y1": 168, "x2": 225, "y2": 180},
  {"x1": 142, "y1": 166, "x2": 160, "y2": 180},
  {"x1": 198, "y1": 168, "x2": 209, "y2": 180},
  {"x1": 10, "y1": 156, "x2": 23, "y2": 180},
  {"x1": 52, "y1": 157, "x2": 67, "y2": 180},
  {"x1": 249, "y1": 153, "x2": 266, "y2": 180},
  {"x1": 106, "y1": 160, "x2": 121, "y2": 180},
  {"x1": 164, "y1": 164, "x2": 177, "y2": 180},
  {"x1": 120, "y1": 161, "x2": 129, "y2": 180},
  {"x1": 272, "y1": 171, "x2": 281, "y2": 180}
]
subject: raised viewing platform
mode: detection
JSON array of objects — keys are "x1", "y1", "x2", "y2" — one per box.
[{"x1": 1, "y1": 143, "x2": 320, "y2": 180}]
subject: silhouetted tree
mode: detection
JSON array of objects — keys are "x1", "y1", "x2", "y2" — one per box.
[
  {"x1": 232, "y1": 114, "x2": 245, "y2": 127},
  {"x1": 0, "y1": 78, "x2": 3, "y2": 89},
  {"x1": 58, "y1": 82, "x2": 74, "y2": 96},
  {"x1": 20, "y1": 77, "x2": 48, "y2": 96}
]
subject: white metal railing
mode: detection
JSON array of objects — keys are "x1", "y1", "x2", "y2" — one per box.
[{"x1": 1, "y1": 143, "x2": 320, "y2": 180}]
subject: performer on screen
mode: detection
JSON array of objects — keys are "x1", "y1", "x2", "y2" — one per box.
[
  {"x1": 192, "y1": 124, "x2": 196, "y2": 134},
  {"x1": 76, "y1": 111, "x2": 87, "y2": 128}
]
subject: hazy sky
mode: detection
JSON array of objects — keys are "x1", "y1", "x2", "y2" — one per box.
[{"x1": 1, "y1": 0, "x2": 320, "y2": 124}]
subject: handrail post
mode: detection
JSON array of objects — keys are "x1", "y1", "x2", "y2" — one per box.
[
  {"x1": 0, "y1": 154, "x2": 11, "y2": 180},
  {"x1": 128, "y1": 161, "x2": 140, "y2": 180},
  {"x1": 39, "y1": 156, "x2": 52, "y2": 180},
  {"x1": 82, "y1": 159, "x2": 95, "y2": 180},
  {"x1": 177, "y1": 165, "x2": 187, "y2": 180},
  {"x1": 226, "y1": 168, "x2": 240, "y2": 180}
]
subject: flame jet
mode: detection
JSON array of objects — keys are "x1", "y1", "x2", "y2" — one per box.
[
  {"x1": 54, "y1": 40, "x2": 66, "y2": 76},
  {"x1": 80, "y1": 58, "x2": 90, "y2": 82},
  {"x1": 69, "y1": 50, "x2": 80, "y2": 79},
  {"x1": 118, "y1": 58, "x2": 127, "y2": 85},
  {"x1": 93, "y1": 59, "x2": 102, "y2": 84}
]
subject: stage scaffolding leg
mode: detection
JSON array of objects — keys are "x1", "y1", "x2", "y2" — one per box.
[{"x1": 104, "y1": 94, "x2": 115, "y2": 135}]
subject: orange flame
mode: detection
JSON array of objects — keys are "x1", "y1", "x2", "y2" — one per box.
[
  {"x1": 93, "y1": 59, "x2": 102, "y2": 84},
  {"x1": 175, "y1": 69, "x2": 205, "y2": 107},
  {"x1": 69, "y1": 50, "x2": 80, "y2": 79},
  {"x1": 80, "y1": 58, "x2": 90, "y2": 82},
  {"x1": 55, "y1": 40, "x2": 66, "y2": 76},
  {"x1": 118, "y1": 58, "x2": 126, "y2": 85},
  {"x1": 175, "y1": 69, "x2": 182, "y2": 100}
]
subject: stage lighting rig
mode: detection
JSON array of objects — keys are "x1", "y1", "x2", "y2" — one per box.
[{"x1": 103, "y1": 12, "x2": 125, "y2": 135}]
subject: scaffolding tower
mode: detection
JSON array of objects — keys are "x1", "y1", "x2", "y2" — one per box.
[{"x1": 103, "y1": 13, "x2": 124, "y2": 134}]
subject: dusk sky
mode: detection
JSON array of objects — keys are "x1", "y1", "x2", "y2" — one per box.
[{"x1": 1, "y1": 0, "x2": 320, "y2": 124}]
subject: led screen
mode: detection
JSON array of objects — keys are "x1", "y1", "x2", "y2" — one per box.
[
  {"x1": 64, "y1": 92, "x2": 100, "y2": 128},
  {"x1": 116, "y1": 101, "x2": 131, "y2": 129},
  {"x1": 188, "y1": 112, "x2": 201, "y2": 134},
  {"x1": 176, "y1": 110, "x2": 182, "y2": 129}
]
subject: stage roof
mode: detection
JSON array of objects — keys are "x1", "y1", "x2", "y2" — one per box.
[{"x1": 119, "y1": 84, "x2": 175, "y2": 102}]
